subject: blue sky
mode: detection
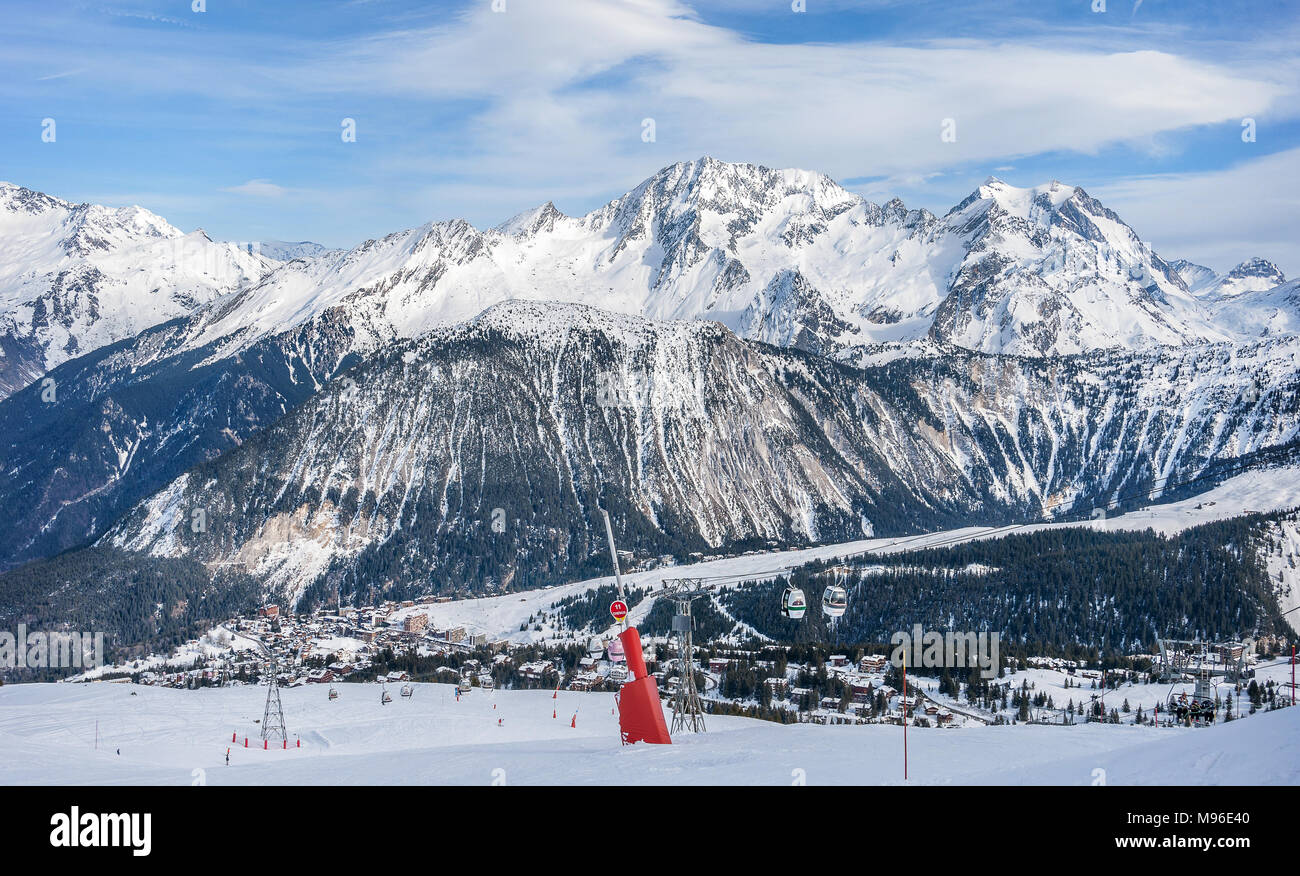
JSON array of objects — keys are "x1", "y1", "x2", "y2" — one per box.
[{"x1": 2, "y1": 0, "x2": 1298, "y2": 271}]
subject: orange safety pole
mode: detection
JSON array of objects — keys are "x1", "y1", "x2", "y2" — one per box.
[{"x1": 902, "y1": 650, "x2": 908, "y2": 781}]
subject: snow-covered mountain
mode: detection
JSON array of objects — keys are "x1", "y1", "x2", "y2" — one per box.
[
  {"x1": 1213, "y1": 279, "x2": 1300, "y2": 339},
  {"x1": 927, "y1": 179, "x2": 1226, "y2": 355},
  {"x1": 4, "y1": 162, "x2": 1292, "y2": 398},
  {"x1": 1170, "y1": 258, "x2": 1221, "y2": 295},
  {"x1": 2, "y1": 159, "x2": 1297, "y2": 589},
  {"x1": 153, "y1": 158, "x2": 1283, "y2": 370},
  {"x1": 1175, "y1": 256, "x2": 1286, "y2": 301},
  {"x1": 0, "y1": 182, "x2": 276, "y2": 398},
  {"x1": 88, "y1": 300, "x2": 1300, "y2": 605},
  {"x1": 252, "y1": 239, "x2": 341, "y2": 262}
]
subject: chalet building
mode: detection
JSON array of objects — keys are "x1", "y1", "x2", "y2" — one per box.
[
  {"x1": 569, "y1": 673, "x2": 602, "y2": 691},
  {"x1": 764, "y1": 677, "x2": 790, "y2": 696},
  {"x1": 1218, "y1": 643, "x2": 1244, "y2": 662},
  {"x1": 519, "y1": 662, "x2": 550, "y2": 681}
]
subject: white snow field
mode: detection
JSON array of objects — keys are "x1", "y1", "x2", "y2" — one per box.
[{"x1": 0, "y1": 681, "x2": 1295, "y2": 786}]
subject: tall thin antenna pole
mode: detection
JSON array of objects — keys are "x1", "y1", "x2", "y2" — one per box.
[{"x1": 600, "y1": 508, "x2": 629, "y2": 632}]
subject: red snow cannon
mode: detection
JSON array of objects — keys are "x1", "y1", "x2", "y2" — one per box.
[{"x1": 615, "y1": 626, "x2": 671, "y2": 745}]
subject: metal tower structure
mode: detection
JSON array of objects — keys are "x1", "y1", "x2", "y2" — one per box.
[
  {"x1": 1155, "y1": 636, "x2": 1253, "y2": 684},
  {"x1": 261, "y1": 658, "x2": 288, "y2": 743},
  {"x1": 662, "y1": 578, "x2": 708, "y2": 734}
]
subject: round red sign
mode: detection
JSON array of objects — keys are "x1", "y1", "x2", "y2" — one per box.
[{"x1": 609, "y1": 600, "x2": 629, "y2": 621}]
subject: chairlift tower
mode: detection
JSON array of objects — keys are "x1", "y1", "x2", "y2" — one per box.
[
  {"x1": 261, "y1": 658, "x2": 288, "y2": 743},
  {"x1": 662, "y1": 578, "x2": 708, "y2": 734}
]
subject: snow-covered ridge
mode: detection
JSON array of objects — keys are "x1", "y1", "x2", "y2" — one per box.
[
  {"x1": 0, "y1": 182, "x2": 277, "y2": 398},
  {"x1": 16, "y1": 158, "x2": 1288, "y2": 384},
  {"x1": 1175, "y1": 256, "x2": 1287, "y2": 302},
  {"x1": 4, "y1": 161, "x2": 1296, "y2": 398}
]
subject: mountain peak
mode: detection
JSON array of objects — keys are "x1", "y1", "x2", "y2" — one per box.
[
  {"x1": 974, "y1": 178, "x2": 1079, "y2": 215},
  {"x1": 496, "y1": 200, "x2": 567, "y2": 238},
  {"x1": 1226, "y1": 257, "x2": 1284, "y2": 283},
  {"x1": 0, "y1": 181, "x2": 67, "y2": 216}
]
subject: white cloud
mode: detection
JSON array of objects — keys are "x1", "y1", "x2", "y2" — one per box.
[
  {"x1": 275, "y1": 0, "x2": 1294, "y2": 203},
  {"x1": 223, "y1": 179, "x2": 289, "y2": 199},
  {"x1": 1091, "y1": 147, "x2": 1300, "y2": 273},
  {"x1": 7, "y1": 0, "x2": 1297, "y2": 250}
]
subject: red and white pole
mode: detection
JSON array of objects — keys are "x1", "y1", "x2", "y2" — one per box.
[{"x1": 902, "y1": 651, "x2": 908, "y2": 781}]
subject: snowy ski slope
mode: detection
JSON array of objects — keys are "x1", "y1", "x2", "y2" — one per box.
[{"x1": 0, "y1": 680, "x2": 1294, "y2": 785}]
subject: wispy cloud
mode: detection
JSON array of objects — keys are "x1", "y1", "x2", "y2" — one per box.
[
  {"x1": 222, "y1": 179, "x2": 289, "y2": 199},
  {"x1": 1092, "y1": 147, "x2": 1300, "y2": 272},
  {"x1": 2, "y1": 0, "x2": 1296, "y2": 260}
]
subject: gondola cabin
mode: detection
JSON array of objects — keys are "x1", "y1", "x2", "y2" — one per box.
[
  {"x1": 781, "y1": 586, "x2": 807, "y2": 620},
  {"x1": 822, "y1": 585, "x2": 848, "y2": 619}
]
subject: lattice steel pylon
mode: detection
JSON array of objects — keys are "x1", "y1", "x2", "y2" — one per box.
[
  {"x1": 261, "y1": 658, "x2": 288, "y2": 743},
  {"x1": 666, "y1": 587, "x2": 707, "y2": 734}
]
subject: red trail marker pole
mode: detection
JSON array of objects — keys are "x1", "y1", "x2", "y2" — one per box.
[{"x1": 902, "y1": 651, "x2": 908, "y2": 781}]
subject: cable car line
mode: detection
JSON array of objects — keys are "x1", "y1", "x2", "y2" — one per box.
[{"x1": 650, "y1": 440, "x2": 1300, "y2": 623}]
